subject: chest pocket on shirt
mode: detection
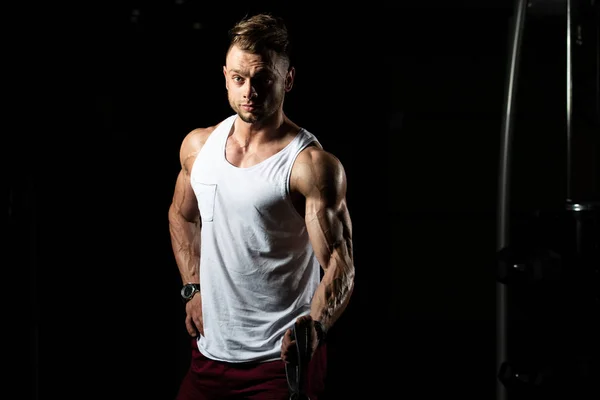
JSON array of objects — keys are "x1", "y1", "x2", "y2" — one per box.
[{"x1": 195, "y1": 183, "x2": 217, "y2": 222}]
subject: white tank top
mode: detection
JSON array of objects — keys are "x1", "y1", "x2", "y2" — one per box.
[{"x1": 190, "y1": 114, "x2": 322, "y2": 362}]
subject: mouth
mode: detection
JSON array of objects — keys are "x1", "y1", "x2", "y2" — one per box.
[{"x1": 241, "y1": 104, "x2": 258, "y2": 111}]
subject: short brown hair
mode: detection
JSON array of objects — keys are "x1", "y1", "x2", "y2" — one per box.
[{"x1": 227, "y1": 13, "x2": 292, "y2": 67}]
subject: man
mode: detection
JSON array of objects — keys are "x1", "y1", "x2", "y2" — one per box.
[{"x1": 168, "y1": 12, "x2": 355, "y2": 400}]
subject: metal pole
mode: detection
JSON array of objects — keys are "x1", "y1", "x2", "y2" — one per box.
[
  {"x1": 566, "y1": 0, "x2": 573, "y2": 202},
  {"x1": 497, "y1": 1, "x2": 528, "y2": 399}
]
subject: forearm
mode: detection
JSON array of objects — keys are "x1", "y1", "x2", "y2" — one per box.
[
  {"x1": 168, "y1": 205, "x2": 201, "y2": 284},
  {"x1": 310, "y1": 247, "x2": 355, "y2": 330}
]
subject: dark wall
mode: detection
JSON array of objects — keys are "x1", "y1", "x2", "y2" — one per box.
[{"x1": 10, "y1": 1, "x2": 598, "y2": 399}]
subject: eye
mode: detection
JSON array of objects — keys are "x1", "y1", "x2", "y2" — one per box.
[
  {"x1": 232, "y1": 76, "x2": 243, "y2": 82},
  {"x1": 255, "y1": 75, "x2": 273, "y2": 86}
]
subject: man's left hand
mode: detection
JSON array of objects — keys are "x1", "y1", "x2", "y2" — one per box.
[{"x1": 280, "y1": 315, "x2": 319, "y2": 364}]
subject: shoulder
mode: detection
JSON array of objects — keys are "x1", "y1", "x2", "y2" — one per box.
[
  {"x1": 296, "y1": 145, "x2": 344, "y2": 173},
  {"x1": 292, "y1": 145, "x2": 347, "y2": 196},
  {"x1": 180, "y1": 125, "x2": 217, "y2": 156},
  {"x1": 179, "y1": 124, "x2": 219, "y2": 173}
]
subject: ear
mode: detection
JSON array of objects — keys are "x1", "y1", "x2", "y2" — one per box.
[
  {"x1": 223, "y1": 66, "x2": 228, "y2": 89},
  {"x1": 284, "y1": 67, "x2": 295, "y2": 92}
]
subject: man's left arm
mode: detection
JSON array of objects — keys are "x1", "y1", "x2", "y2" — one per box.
[{"x1": 296, "y1": 147, "x2": 356, "y2": 334}]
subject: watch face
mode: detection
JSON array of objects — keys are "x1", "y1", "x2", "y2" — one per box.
[{"x1": 182, "y1": 284, "x2": 198, "y2": 299}]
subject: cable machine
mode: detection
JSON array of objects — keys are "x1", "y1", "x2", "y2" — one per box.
[{"x1": 496, "y1": 0, "x2": 599, "y2": 399}]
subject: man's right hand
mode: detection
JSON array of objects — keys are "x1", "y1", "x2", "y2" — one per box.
[{"x1": 185, "y1": 294, "x2": 203, "y2": 337}]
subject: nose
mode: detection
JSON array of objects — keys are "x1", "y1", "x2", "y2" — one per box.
[{"x1": 243, "y1": 82, "x2": 257, "y2": 100}]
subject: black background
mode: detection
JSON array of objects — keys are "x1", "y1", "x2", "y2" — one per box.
[{"x1": 8, "y1": 0, "x2": 599, "y2": 399}]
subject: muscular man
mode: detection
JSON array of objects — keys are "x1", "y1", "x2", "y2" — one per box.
[{"x1": 168, "y1": 13, "x2": 355, "y2": 400}]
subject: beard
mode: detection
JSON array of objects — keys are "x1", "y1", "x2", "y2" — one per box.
[
  {"x1": 228, "y1": 91, "x2": 284, "y2": 125},
  {"x1": 236, "y1": 108, "x2": 263, "y2": 124}
]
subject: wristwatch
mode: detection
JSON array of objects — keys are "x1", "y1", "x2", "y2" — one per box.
[{"x1": 180, "y1": 283, "x2": 200, "y2": 303}]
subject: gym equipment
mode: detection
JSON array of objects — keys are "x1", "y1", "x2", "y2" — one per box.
[
  {"x1": 496, "y1": 0, "x2": 599, "y2": 399},
  {"x1": 286, "y1": 321, "x2": 311, "y2": 400}
]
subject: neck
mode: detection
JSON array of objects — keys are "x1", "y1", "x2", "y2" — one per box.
[{"x1": 233, "y1": 110, "x2": 287, "y2": 145}]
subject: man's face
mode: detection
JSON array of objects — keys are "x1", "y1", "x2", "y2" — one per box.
[{"x1": 223, "y1": 45, "x2": 294, "y2": 124}]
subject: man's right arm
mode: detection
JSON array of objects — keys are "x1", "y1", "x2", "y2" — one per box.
[
  {"x1": 168, "y1": 127, "x2": 213, "y2": 336},
  {"x1": 168, "y1": 129, "x2": 204, "y2": 284}
]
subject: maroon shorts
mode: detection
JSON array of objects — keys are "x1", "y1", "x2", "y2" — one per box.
[{"x1": 176, "y1": 338, "x2": 328, "y2": 400}]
